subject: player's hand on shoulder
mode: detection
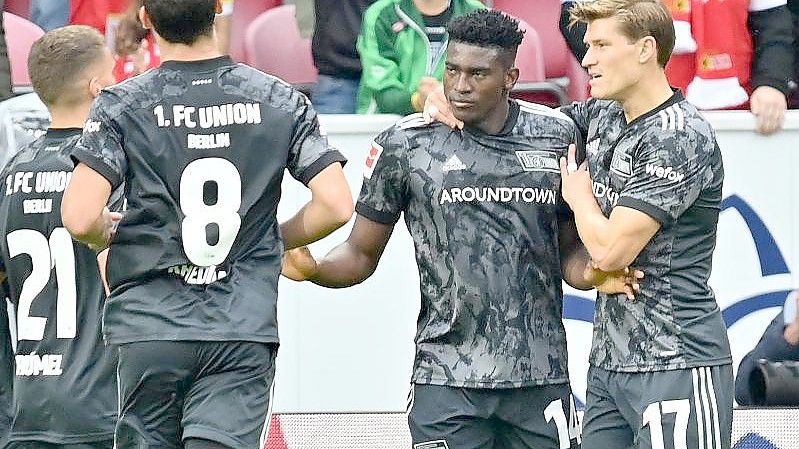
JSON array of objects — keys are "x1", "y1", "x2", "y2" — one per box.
[
  {"x1": 584, "y1": 261, "x2": 643, "y2": 300},
  {"x1": 281, "y1": 247, "x2": 318, "y2": 281},
  {"x1": 422, "y1": 85, "x2": 463, "y2": 129}
]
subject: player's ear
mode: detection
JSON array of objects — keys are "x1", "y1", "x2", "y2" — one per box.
[
  {"x1": 215, "y1": 0, "x2": 223, "y2": 15},
  {"x1": 138, "y1": 5, "x2": 152, "y2": 30},
  {"x1": 638, "y1": 36, "x2": 657, "y2": 65},
  {"x1": 505, "y1": 67, "x2": 520, "y2": 92},
  {"x1": 89, "y1": 77, "x2": 103, "y2": 99}
]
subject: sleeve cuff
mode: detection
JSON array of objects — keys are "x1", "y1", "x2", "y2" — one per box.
[
  {"x1": 296, "y1": 150, "x2": 348, "y2": 185},
  {"x1": 355, "y1": 202, "x2": 400, "y2": 225},
  {"x1": 616, "y1": 196, "x2": 673, "y2": 226},
  {"x1": 70, "y1": 148, "x2": 123, "y2": 189}
]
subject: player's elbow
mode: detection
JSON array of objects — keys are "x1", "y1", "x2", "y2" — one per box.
[
  {"x1": 593, "y1": 251, "x2": 635, "y2": 273},
  {"x1": 328, "y1": 197, "x2": 355, "y2": 228},
  {"x1": 61, "y1": 200, "x2": 95, "y2": 243}
]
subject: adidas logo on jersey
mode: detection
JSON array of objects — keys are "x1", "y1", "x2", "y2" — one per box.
[{"x1": 442, "y1": 154, "x2": 466, "y2": 172}]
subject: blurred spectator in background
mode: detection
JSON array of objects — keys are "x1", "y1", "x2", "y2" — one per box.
[
  {"x1": 111, "y1": 0, "x2": 233, "y2": 82},
  {"x1": 559, "y1": 0, "x2": 588, "y2": 61},
  {"x1": 735, "y1": 290, "x2": 799, "y2": 406},
  {"x1": 356, "y1": 0, "x2": 484, "y2": 114},
  {"x1": 560, "y1": 0, "x2": 794, "y2": 135},
  {"x1": 0, "y1": 0, "x2": 11, "y2": 101},
  {"x1": 29, "y1": 0, "x2": 69, "y2": 31},
  {"x1": 311, "y1": 0, "x2": 375, "y2": 114}
]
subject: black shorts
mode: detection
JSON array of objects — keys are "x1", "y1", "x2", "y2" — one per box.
[
  {"x1": 115, "y1": 341, "x2": 277, "y2": 449},
  {"x1": 6, "y1": 442, "x2": 113, "y2": 449},
  {"x1": 408, "y1": 383, "x2": 580, "y2": 449},
  {"x1": 581, "y1": 365, "x2": 733, "y2": 449}
]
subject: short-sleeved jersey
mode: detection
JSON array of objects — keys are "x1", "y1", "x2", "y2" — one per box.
[
  {"x1": 71, "y1": 56, "x2": 346, "y2": 345},
  {"x1": 357, "y1": 101, "x2": 578, "y2": 388},
  {"x1": 561, "y1": 91, "x2": 732, "y2": 372},
  {"x1": 0, "y1": 129, "x2": 116, "y2": 443}
]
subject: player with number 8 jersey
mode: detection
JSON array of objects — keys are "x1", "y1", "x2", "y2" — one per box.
[{"x1": 62, "y1": 1, "x2": 353, "y2": 448}]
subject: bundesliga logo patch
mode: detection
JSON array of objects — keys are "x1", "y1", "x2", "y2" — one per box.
[
  {"x1": 363, "y1": 141, "x2": 383, "y2": 179},
  {"x1": 515, "y1": 151, "x2": 559, "y2": 173}
]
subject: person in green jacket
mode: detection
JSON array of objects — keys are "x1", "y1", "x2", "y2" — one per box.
[{"x1": 356, "y1": 0, "x2": 484, "y2": 114}]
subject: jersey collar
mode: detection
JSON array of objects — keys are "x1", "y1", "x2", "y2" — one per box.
[
  {"x1": 45, "y1": 128, "x2": 82, "y2": 139},
  {"x1": 160, "y1": 55, "x2": 234, "y2": 72},
  {"x1": 625, "y1": 88, "x2": 684, "y2": 128}
]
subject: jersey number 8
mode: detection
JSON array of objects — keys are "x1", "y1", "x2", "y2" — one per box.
[{"x1": 180, "y1": 157, "x2": 242, "y2": 266}]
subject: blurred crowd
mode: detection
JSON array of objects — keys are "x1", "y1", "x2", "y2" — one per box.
[{"x1": 0, "y1": 0, "x2": 796, "y2": 131}]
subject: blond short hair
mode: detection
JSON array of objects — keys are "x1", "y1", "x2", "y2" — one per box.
[
  {"x1": 570, "y1": 0, "x2": 675, "y2": 67},
  {"x1": 28, "y1": 25, "x2": 108, "y2": 107}
]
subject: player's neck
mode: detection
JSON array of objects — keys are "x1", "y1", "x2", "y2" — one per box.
[
  {"x1": 48, "y1": 102, "x2": 92, "y2": 129},
  {"x1": 619, "y1": 71, "x2": 673, "y2": 124},
  {"x1": 156, "y1": 34, "x2": 223, "y2": 63}
]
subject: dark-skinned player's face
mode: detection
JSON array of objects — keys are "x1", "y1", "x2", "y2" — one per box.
[{"x1": 444, "y1": 41, "x2": 518, "y2": 128}]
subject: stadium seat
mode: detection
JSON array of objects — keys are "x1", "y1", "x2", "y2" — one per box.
[
  {"x1": 3, "y1": 0, "x2": 30, "y2": 19},
  {"x1": 244, "y1": 5, "x2": 317, "y2": 92},
  {"x1": 511, "y1": 18, "x2": 569, "y2": 106},
  {"x1": 3, "y1": 12, "x2": 44, "y2": 89},
  {"x1": 493, "y1": 0, "x2": 577, "y2": 103},
  {"x1": 229, "y1": 0, "x2": 282, "y2": 63}
]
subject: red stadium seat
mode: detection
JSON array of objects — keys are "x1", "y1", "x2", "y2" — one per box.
[
  {"x1": 230, "y1": 0, "x2": 282, "y2": 63},
  {"x1": 511, "y1": 18, "x2": 569, "y2": 106},
  {"x1": 244, "y1": 5, "x2": 317, "y2": 91},
  {"x1": 3, "y1": 0, "x2": 30, "y2": 19},
  {"x1": 4, "y1": 12, "x2": 44, "y2": 88},
  {"x1": 494, "y1": 0, "x2": 580, "y2": 103}
]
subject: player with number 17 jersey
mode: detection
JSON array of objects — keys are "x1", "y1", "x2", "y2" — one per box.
[
  {"x1": 71, "y1": 56, "x2": 346, "y2": 345},
  {"x1": 0, "y1": 129, "x2": 117, "y2": 445}
]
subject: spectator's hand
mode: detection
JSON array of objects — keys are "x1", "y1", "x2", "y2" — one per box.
[
  {"x1": 282, "y1": 247, "x2": 318, "y2": 281},
  {"x1": 559, "y1": 144, "x2": 593, "y2": 208},
  {"x1": 584, "y1": 263, "x2": 644, "y2": 300},
  {"x1": 422, "y1": 85, "x2": 463, "y2": 129},
  {"x1": 750, "y1": 85, "x2": 787, "y2": 135}
]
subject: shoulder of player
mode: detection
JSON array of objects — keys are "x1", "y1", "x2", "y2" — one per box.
[
  {"x1": 642, "y1": 102, "x2": 714, "y2": 142},
  {"x1": 0, "y1": 135, "x2": 50, "y2": 177},
  {"x1": 516, "y1": 100, "x2": 576, "y2": 127}
]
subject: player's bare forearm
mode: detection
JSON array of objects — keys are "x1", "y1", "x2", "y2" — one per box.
[
  {"x1": 280, "y1": 201, "x2": 351, "y2": 250},
  {"x1": 62, "y1": 163, "x2": 113, "y2": 249},
  {"x1": 309, "y1": 242, "x2": 381, "y2": 288},
  {"x1": 561, "y1": 243, "x2": 593, "y2": 290},
  {"x1": 280, "y1": 163, "x2": 354, "y2": 250},
  {"x1": 298, "y1": 214, "x2": 394, "y2": 287}
]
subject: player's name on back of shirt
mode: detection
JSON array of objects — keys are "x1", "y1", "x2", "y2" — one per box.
[{"x1": 4, "y1": 169, "x2": 71, "y2": 214}]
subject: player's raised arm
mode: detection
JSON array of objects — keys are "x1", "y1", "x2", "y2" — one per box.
[{"x1": 279, "y1": 162, "x2": 354, "y2": 251}]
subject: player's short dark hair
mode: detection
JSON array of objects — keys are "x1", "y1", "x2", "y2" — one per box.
[
  {"x1": 143, "y1": 0, "x2": 216, "y2": 45},
  {"x1": 446, "y1": 9, "x2": 525, "y2": 66},
  {"x1": 28, "y1": 25, "x2": 107, "y2": 107}
]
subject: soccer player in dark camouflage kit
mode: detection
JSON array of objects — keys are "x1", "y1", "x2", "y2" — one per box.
[
  {"x1": 559, "y1": 1, "x2": 734, "y2": 448},
  {"x1": 60, "y1": 1, "x2": 354, "y2": 448},
  {"x1": 283, "y1": 10, "x2": 641, "y2": 449},
  {"x1": 0, "y1": 26, "x2": 119, "y2": 449}
]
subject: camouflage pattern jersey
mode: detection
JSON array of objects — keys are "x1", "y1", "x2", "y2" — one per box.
[
  {"x1": 357, "y1": 100, "x2": 579, "y2": 388},
  {"x1": 561, "y1": 91, "x2": 732, "y2": 372}
]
